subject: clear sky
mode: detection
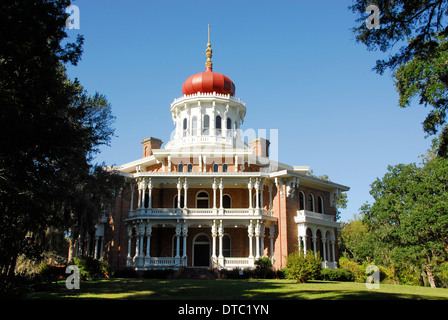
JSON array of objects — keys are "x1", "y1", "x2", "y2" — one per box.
[{"x1": 65, "y1": 0, "x2": 433, "y2": 222}]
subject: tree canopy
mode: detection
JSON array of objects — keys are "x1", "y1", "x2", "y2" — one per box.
[
  {"x1": 0, "y1": 0, "x2": 124, "y2": 279},
  {"x1": 350, "y1": 0, "x2": 448, "y2": 153}
]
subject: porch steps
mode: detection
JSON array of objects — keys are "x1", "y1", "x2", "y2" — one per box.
[{"x1": 174, "y1": 267, "x2": 218, "y2": 280}]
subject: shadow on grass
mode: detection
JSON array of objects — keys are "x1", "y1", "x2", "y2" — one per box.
[{"x1": 25, "y1": 278, "x2": 448, "y2": 300}]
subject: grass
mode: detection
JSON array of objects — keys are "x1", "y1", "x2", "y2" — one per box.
[{"x1": 25, "y1": 278, "x2": 448, "y2": 300}]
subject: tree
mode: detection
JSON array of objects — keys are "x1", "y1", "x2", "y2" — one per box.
[
  {"x1": 0, "y1": 0, "x2": 123, "y2": 279},
  {"x1": 339, "y1": 213, "x2": 374, "y2": 262},
  {"x1": 363, "y1": 158, "x2": 448, "y2": 287},
  {"x1": 350, "y1": 0, "x2": 448, "y2": 154}
]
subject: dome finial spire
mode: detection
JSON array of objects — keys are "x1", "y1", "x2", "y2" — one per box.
[{"x1": 205, "y1": 24, "x2": 213, "y2": 71}]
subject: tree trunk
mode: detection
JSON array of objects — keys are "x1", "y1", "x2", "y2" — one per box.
[{"x1": 426, "y1": 264, "x2": 437, "y2": 288}]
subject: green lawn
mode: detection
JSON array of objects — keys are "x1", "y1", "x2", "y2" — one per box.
[{"x1": 25, "y1": 278, "x2": 448, "y2": 300}]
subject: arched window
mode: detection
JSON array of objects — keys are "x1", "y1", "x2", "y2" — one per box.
[
  {"x1": 318, "y1": 196, "x2": 324, "y2": 214},
  {"x1": 192, "y1": 116, "x2": 198, "y2": 136},
  {"x1": 308, "y1": 194, "x2": 315, "y2": 212},
  {"x1": 222, "y1": 234, "x2": 231, "y2": 257},
  {"x1": 183, "y1": 118, "x2": 188, "y2": 137},
  {"x1": 196, "y1": 191, "x2": 209, "y2": 208},
  {"x1": 203, "y1": 115, "x2": 210, "y2": 135},
  {"x1": 213, "y1": 163, "x2": 219, "y2": 172},
  {"x1": 187, "y1": 163, "x2": 193, "y2": 172},
  {"x1": 222, "y1": 194, "x2": 231, "y2": 208},
  {"x1": 178, "y1": 163, "x2": 183, "y2": 172},
  {"x1": 226, "y1": 117, "x2": 232, "y2": 137},
  {"x1": 222, "y1": 163, "x2": 228, "y2": 172},
  {"x1": 215, "y1": 115, "x2": 222, "y2": 135},
  {"x1": 299, "y1": 191, "x2": 305, "y2": 210}
]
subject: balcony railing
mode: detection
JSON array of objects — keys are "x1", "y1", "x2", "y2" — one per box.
[
  {"x1": 128, "y1": 207, "x2": 272, "y2": 218},
  {"x1": 294, "y1": 210, "x2": 337, "y2": 225}
]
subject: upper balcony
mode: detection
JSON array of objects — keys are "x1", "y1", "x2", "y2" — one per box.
[
  {"x1": 294, "y1": 210, "x2": 339, "y2": 228},
  {"x1": 128, "y1": 207, "x2": 273, "y2": 219}
]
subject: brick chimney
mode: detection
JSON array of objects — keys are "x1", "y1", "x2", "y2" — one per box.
[
  {"x1": 141, "y1": 137, "x2": 162, "y2": 157},
  {"x1": 249, "y1": 138, "x2": 270, "y2": 158}
]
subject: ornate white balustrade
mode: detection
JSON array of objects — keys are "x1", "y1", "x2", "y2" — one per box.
[{"x1": 128, "y1": 207, "x2": 272, "y2": 218}]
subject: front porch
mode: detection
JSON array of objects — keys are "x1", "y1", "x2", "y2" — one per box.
[{"x1": 125, "y1": 221, "x2": 276, "y2": 271}]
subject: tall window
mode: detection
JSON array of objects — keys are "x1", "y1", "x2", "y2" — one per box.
[
  {"x1": 183, "y1": 118, "x2": 188, "y2": 137},
  {"x1": 222, "y1": 234, "x2": 231, "y2": 257},
  {"x1": 222, "y1": 195, "x2": 231, "y2": 208},
  {"x1": 213, "y1": 163, "x2": 219, "y2": 172},
  {"x1": 222, "y1": 163, "x2": 228, "y2": 172},
  {"x1": 203, "y1": 115, "x2": 210, "y2": 135},
  {"x1": 215, "y1": 115, "x2": 222, "y2": 135},
  {"x1": 196, "y1": 191, "x2": 209, "y2": 208},
  {"x1": 308, "y1": 194, "x2": 315, "y2": 212},
  {"x1": 192, "y1": 116, "x2": 197, "y2": 136},
  {"x1": 178, "y1": 164, "x2": 183, "y2": 172},
  {"x1": 226, "y1": 117, "x2": 232, "y2": 137},
  {"x1": 318, "y1": 196, "x2": 324, "y2": 214},
  {"x1": 187, "y1": 163, "x2": 193, "y2": 172},
  {"x1": 299, "y1": 192, "x2": 305, "y2": 210}
]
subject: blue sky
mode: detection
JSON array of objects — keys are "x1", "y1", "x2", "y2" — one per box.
[{"x1": 65, "y1": 0, "x2": 433, "y2": 222}]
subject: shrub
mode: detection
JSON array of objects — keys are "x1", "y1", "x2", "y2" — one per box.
[
  {"x1": 284, "y1": 251, "x2": 321, "y2": 283},
  {"x1": 254, "y1": 257, "x2": 274, "y2": 279},
  {"x1": 320, "y1": 268, "x2": 354, "y2": 282},
  {"x1": 71, "y1": 256, "x2": 111, "y2": 280},
  {"x1": 339, "y1": 257, "x2": 367, "y2": 282}
]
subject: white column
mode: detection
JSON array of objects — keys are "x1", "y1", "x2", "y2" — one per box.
[
  {"x1": 248, "y1": 179, "x2": 253, "y2": 209},
  {"x1": 127, "y1": 225, "x2": 132, "y2": 259},
  {"x1": 298, "y1": 236, "x2": 302, "y2": 253},
  {"x1": 212, "y1": 220, "x2": 217, "y2": 264},
  {"x1": 254, "y1": 179, "x2": 260, "y2": 213},
  {"x1": 145, "y1": 223, "x2": 152, "y2": 258},
  {"x1": 99, "y1": 237, "x2": 104, "y2": 260},
  {"x1": 138, "y1": 225, "x2": 144, "y2": 259},
  {"x1": 234, "y1": 155, "x2": 238, "y2": 172},
  {"x1": 129, "y1": 183, "x2": 135, "y2": 211},
  {"x1": 312, "y1": 236, "x2": 317, "y2": 258},
  {"x1": 177, "y1": 178, "x2": 182, "y2": 208},
  {"x1": 248, "y1": 220, "x2": 254, "y2": 259},
  {"x1": 175, "y1": 224, "x2": 181, "y2": 259},
  {"x1": 268, "y1": 183, "x2": 273, "y2": 215},
  {"x1": 218, "y1": 220, "x2": 224, "y2": 266},
  {"x1": 260, "y1": 224, "x2": 265, "y2": 257},
  {"x1": 147, "y1": 179, "x2": 153, "y2": 209},
  {"x1": 255, "y1": 221, "x2": 260, "y2": 259},
  {"x1": 260, "y1": 180, "x2": 264, "y2": 209},
  {"x1": 322, "y1": 238, "x2": 327, "y2": 264},
  {"x1": 182, "y1": 224, "x2": 188, "y2": 264},
  {"x1": 219, "y1": 179, "x2": 224, "y2": 213},
  {"x1": 137, "y1": 182, "x2": 143, "y2": 209},
  {"x1": 94, "y1": 236, "x2": 99, "y2": 259},
  {"x1": 183, "y1": 179, "x2": 188, "y2": 209},
  {"x1": 212, "y1": 179, "x2": 217, "y2": 210},
  {"x1": 331, "y1": 240, "x2": 336, "y2": 265},
  {"x1": 303, "y1": 235, "x2": 308, "y2": 255},
  {"x1": 134, "y1": 226, "x2": 139, "y2": 258}
]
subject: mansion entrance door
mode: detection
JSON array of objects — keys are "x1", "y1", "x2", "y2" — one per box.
[{"x1": 193, "y1": 234, "x2": 210, "y2": 267}]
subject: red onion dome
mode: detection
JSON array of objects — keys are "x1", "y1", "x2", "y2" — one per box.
[{"x1": 182, "y1": 68, "x2": 236, "y2": 96}]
